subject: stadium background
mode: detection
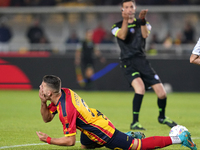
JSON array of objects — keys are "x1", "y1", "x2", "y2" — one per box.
[
  {"x1": 0, "y1": 0, "x2": 200, "y2": 92},
  {"x1": 0, "y1": 1, "x2": 200, "y2": 150}
]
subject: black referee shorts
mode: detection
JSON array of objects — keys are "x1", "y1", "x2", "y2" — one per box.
[{"x1": 120, "y1": 57, "x2": 161, "y2": 90}]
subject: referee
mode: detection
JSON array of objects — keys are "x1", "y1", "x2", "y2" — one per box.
[{"x1": 111, "y1": 0, "x2": 177, "y2": 130}]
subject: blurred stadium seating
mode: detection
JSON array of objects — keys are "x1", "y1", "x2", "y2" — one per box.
[{"x1": 0, "y1": 5, "x2": 199, "y2": 58}]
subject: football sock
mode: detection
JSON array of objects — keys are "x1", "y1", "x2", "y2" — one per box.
[
  {"x1": 157, "y1": 98, "x2": 166, "y2": 118},
  {"x1": 133, "y1": 93, "x2": 144, "y2": 123},
  {"x1": 141, "y1": 136, "x2": 172, "y2": 149},
  {"x1": 170, "y1": 136, "x2": 182, "y2": 144}
]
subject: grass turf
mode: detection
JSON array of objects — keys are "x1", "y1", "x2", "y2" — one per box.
[{"x1": 0, "y1": 90, "x2": 199, "y2": 149}]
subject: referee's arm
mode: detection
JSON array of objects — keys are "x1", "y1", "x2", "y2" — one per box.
[
  {"x1": 141, "y1": 25, "x2": 149, "y2": 38},
  {"x1": 117, "y1": 11, "x2": 129, "y2": 40},
  {"x1": 139, "y1": 9, "x2": 149, "y2": 38}
]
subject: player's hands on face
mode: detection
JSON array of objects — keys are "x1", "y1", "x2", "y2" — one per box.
[
  {"x1": 36, "y1": 131, "x2": 49, "y2": 143},
  {"x1": 139, "y1": 9, "x2": 148, "y2": 19},
  {"x1": 39, "y1": 85, "x2": 47, "y2": 103}
]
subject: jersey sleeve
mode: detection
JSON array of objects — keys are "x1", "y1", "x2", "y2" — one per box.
[
  {"x1": 146, "y1": 22, "x2": 152, "y2": 34},
  {"x1": 59, "y1": 89, "x2": 78, "y2": 137},
  {"x1": 192, "y1": 38, "x2": 200, "y2": 55},
  {"x1": 47, "y1": 102, "x2": 57, "y2": 115},
  {"x1": 64, "y1": 108, "x2": 77, "y2": 137},
  {"x1": 111, "y1": 23, "x2": 121, "y2": 37}
]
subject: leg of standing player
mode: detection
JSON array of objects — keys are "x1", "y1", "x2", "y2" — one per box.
[
  {"x1": 152, "y1": 83, "x2": 177, "y2": 127},
  {"x1": 130, "y1": 79, "x2": 177, "y2": 129},
  {"x1": 130, "y1": 77, "x2": 146, "y2": 130},
  {"x1": 84, "y1": 65, "x2": 95, "y2": 90}
]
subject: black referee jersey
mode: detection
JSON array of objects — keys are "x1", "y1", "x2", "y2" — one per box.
[{"x1": 111, "y1": 18, "x2": 148, "y2": 60}]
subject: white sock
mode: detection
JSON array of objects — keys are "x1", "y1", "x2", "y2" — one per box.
[{"x1": 170, "y1": 136, "x2": 182, "y2": 144}]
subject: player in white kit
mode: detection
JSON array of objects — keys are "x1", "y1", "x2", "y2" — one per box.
[{"x1": 190, "y1": 38, "x2": 200, "y2": 65}]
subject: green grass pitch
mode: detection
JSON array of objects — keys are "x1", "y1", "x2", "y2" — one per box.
[{"x1": 0, "y1": 90, "x2": 199, "y2": 149}]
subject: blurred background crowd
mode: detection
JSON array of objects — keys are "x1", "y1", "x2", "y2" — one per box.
[
  {"x1": 0, "y1": 0, "x2": 199, "y2": 58},
  {"x1": 0, "y1": 0, "x2": 200, "y2": 7}
]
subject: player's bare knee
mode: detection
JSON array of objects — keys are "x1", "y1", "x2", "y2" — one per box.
[
  {"x1": 158, "y1": 92, "x2": 167, "y2": 99},
  {"x1": 133, "y1": 88, "x2": 145, "y2": 95},
  {"x1": 153, "y1": 84, "x2": 167, "y2": 99},
  {"x1": 131, "y1": 78, "x2": 145, "y2": 94},
  {"x1": 136, "y1": 90, "x2": 145, "y2": 95},
  {"x1": 132, "y1": 85, "x2": 145, "y2": 95}
]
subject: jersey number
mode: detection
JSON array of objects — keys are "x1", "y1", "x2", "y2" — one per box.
[
  {"x1": 97, "y1": 110, "x2": 107, "y2": 120},
  {"x1": 81, "y1": 99, "x2": 95, "y2": 117}
]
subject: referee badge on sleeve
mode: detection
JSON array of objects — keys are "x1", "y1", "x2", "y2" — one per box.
[{"x1": 154, "y1": 74, "x2": 159, "y2": 80}]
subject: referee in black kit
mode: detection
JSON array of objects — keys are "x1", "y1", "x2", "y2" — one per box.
[{"x1": 111, "y1": 0, "x2": 177, "y2": 130}]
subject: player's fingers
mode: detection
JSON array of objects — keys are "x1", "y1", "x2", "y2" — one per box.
[
  {"x1": 39, "y1": 131, "x2": 45, "y2": 136},
  {"x1": 140, "y1": 9, "x2": 148, "y2": 14},
  {"x1": 143, "y1": 9, "x2": 148, "y2": 16},
  {"x1": 36, "y1": 131, "x2": 41, "y2": 137},
  {"x1": 40, "y1": 132, "x2": 48, "y2": 138}
]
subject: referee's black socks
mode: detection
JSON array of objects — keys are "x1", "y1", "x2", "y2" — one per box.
[
  {"x1": 157, "y1": 98, "x2": 167, "y2": 119},
  {"x1": 132, "y1": 93, "x2": 144, "y2": 123}
]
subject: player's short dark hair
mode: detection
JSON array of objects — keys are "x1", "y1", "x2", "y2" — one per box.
[
  {"x1": 121, "y1": 0, "x2": 135, "y2": 6},
  {"x1": 43, "y1": 75, "x2": 61, "y2": 93}
]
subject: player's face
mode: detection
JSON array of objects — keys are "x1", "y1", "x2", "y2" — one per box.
[
  {"x1": 39, "y1": 82, "x2": 51, "y2": 99},
  {"x1": 122, "y1": 1, "x2": 136, "y2": 18}
]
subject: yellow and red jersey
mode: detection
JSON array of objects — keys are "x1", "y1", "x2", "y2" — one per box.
[{"x1": 47, "y1": 88, "x2": 115, "y2": 145}]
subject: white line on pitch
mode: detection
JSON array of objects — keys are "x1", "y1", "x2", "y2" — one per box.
[
  {"x1": 193, "y1": 137, "x2": 200, "y2": 139},
  {"x1": 0, "y1": 138, "x2": 199, "y2": 149},
  {"x1": 0, "y1": 143, "x2": 47, "y2": 149},
  {"x1": 0, "y1": 141, "x2": 80, "y2": 149}
]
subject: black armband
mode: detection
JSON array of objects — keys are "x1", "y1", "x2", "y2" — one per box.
[{"x1": 141, "y1": 18, "x2": 146, "y2": 26}]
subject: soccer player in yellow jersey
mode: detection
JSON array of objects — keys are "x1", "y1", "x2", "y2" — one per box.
[{"x1": 36, "y1": 75, "x2": 197, "y2": 150}]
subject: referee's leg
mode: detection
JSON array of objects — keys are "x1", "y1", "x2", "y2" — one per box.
[
  {"x1": 152, "y1": 83, "x2": 177, "y2": 127},
  {"x1": 152, "y1": 83, "x2": 167, "y2": 119},
  {"x1": 130, "y1": 77, "x2": 146, "y2": 130}
]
